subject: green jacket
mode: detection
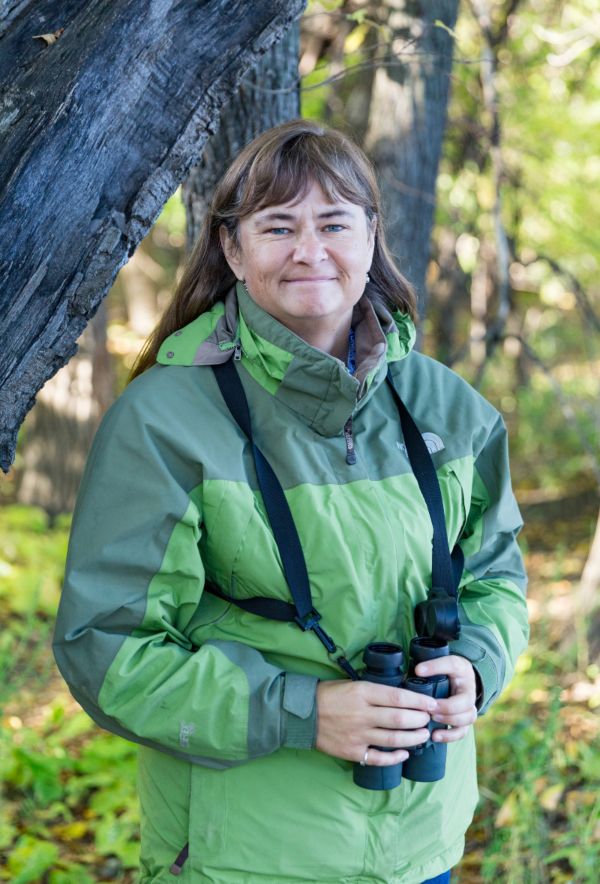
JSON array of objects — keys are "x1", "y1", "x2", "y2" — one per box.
[{"x1": 54, "y1": 282, "x2": 529, "y2": 883}]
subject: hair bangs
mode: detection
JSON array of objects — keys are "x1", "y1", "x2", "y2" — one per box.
[{"x1": 236, "y1": 134, "x2": 375, "y2": 220}]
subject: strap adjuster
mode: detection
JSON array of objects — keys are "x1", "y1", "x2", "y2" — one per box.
[
  {"x1": 295, "y1": 609, "x2": 337, "y2": 654},
  {"x1": 294, "y1": 608, "x2": 321, "y2": 631}
]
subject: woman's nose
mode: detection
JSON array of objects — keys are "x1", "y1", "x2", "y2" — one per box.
[{"x1": 292, "y1": 230, "x2": 328, "y2": 264}]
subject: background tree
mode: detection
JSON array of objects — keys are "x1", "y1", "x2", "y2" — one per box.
[
  {"x1": 183, "y1": 25, "x2": 301, "y2": 249},
  {"x1": 301, "y1": 0, "x2": 460, "y2": 308}
]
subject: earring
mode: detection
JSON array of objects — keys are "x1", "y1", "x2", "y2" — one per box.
[{"x1": 366, "y1": 272, "x2": 371, "y2": 283}]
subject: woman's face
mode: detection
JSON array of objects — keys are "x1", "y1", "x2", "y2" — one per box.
[{"x1": 220, "y1": 181, "x2": 376, "y2": 341}]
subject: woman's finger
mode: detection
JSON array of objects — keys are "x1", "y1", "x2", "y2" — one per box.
[
  {"x1": 366, "y1": 726, "x2": 431, "y2": 750},
  {"x1": 431, "y1": 724, "x2": 471, "y2": 744},
  {"x1": 356, "y1": 747, "x2": 409, "y2": 767},
  {"x1": 368, "y1": 683, "x2": 437, "y2": 714},
  {"x1": 414, "y1": 654, "x2": 475, "y2": 681},
  {"x1": 434, "y1": 691, "x2": 477, "y2": 717},
  {"x1": 432, "y1": 706, "x2": 478, "y2": 728},
  {"x1": 374, "y1": 707, "x2": 432, "y2": 731}
]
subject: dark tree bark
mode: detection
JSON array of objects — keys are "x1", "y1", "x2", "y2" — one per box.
[
  {"x1": 183, "y1": 24, "x2": 301, "y2": 250},
  {"x1": 364, "y1": 0, "x2": 459, "y2": 312},
  {"x1": 0, "y1": 0, "x2": 306, "y2": 472}
]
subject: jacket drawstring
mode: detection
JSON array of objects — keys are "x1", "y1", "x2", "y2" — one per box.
[{"x1": 343, "y1": 417, "x2": 357, "y2": 465}]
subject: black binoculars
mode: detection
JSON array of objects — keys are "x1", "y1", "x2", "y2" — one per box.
[{"x1": 352, "y1": 639, "x2": 451, "y2": 791}]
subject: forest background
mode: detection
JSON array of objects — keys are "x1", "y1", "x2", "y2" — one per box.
[{"x1": 1, "y1": 0, "x2": 599, "y2": 882}]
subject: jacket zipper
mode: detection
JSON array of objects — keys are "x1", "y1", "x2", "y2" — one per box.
[
  {"x1": 170, "y1": 842, "x2": 189, "y2": 875},
  {"x1": 343, "y1": 417, "x2": 357, "y2": 465},
  {"x1": 233, "y1": 340, "x2": 242, "y2": 361}
]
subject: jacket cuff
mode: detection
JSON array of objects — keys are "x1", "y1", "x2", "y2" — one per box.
[
  {"x1": 281, "y1": 672, "x2": 318, "y2": 749},
  {"x1": 450, "y1": 631, "x2": 502, "y2": 716}
]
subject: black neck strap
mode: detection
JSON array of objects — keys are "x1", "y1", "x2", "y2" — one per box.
[
  {"x1": 208, "y1": 360, "x2": 461, "y2": 678},
  {"x1": 385, "y1": 371, "x2": 458, "y2": 598}
]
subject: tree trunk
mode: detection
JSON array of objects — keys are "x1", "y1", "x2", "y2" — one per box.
[
  {"x1": 16, "y1": 304, "x2": 113, "y2": 519},
  {"x1": 364, "y1": 0, "x2": 459, "y2": 312},
  {"x1": 0, "y1": 0, "x2": 306, "y2": 472},
  {"x1": 183, "y1": 24, "x2": 301, "y2": 251}
]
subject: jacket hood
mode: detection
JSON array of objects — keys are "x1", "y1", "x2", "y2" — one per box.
[{"x1": 157, "y1": 281, "x2": 416, "y2": 436}]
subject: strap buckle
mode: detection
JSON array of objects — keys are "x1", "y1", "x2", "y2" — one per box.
[{"x1": 294, "y1": 609, "x2": 337, "y2": 654}]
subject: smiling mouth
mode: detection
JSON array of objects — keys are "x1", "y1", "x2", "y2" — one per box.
[{"x1": 284, "y1": 277, "x2": 336, "y2": 283}]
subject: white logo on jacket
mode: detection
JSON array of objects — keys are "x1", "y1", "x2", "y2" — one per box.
[
  {"x1": 179, "y1": 722, "x2": 195, "y2": 747},
  {"x1": 397, "y1": 433, "x2": 445, "y2": 455}
]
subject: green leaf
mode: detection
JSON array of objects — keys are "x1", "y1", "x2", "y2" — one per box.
[
  {"x1": 7, "y1": 835, "x2": 59, "y2": 884},
  {"x1": 48, "y1": 865, "x2": 95, "y2": 884},
  {"x1": 434, "y1": 19, "x2": 457, "y2": 39},
  {"x1": 0, "y1": 808, "x2": 17, "y2": 851},
  {"x1": 347, "y1": 10, "x2": 367, "y2": 24}
]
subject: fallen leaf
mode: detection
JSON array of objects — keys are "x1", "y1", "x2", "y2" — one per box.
[
  {"x1": 540, "y1": 783, "x2": 563, "y2": 811},
  {"x1": 32, "y1": 28, "x2": 64, "y2": 46},
  {"x1": 495, "y1": 791, "x2": 518, "y2": 828},
  {"x1": 565, "y1": 790, "x2": 597, "y2": 814},
  {"x1": 51, "y1": 820, "x2": 88, "y2": 841}
]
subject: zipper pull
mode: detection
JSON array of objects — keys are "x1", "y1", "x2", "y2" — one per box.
[
  {"x1": 343, "y1": 417, "x2": 357, "y2": 465},
  {"x1": 233, "y1": 340, "x2": 242, "y2": 361},
  {"x1": 170, "y1": 843, "x2": 189, "y2": 875}
]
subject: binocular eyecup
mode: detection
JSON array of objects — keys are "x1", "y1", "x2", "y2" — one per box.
[{"x1": 352, "y1": 639, "x2": 450, "y2": 791}]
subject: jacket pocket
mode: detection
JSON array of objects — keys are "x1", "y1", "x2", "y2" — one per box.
[
  {"x1": 437, "y1": 462, "x2": 470, "y2": 548},
  {"x1": 186, "y1": 763, "x2": 229, "y2": 875},
  {"x1": 137, "y1": 748, "x2": 192, "y2": 881}
]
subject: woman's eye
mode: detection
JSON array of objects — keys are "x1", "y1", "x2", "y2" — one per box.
[
  {"x1": 324, "y1": 224, "x2": 345, "y2": 232},
  {"x1": 269, "y1": 227, "x2": 290, "y2": 235}
]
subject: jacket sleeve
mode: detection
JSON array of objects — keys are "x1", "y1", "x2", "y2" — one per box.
[
  {"x1": 53, "y1": 377, "x2": 318, "y2": 767},
  {"x1": 450, "y1": 412, "x2": 529, "y2": 714}
]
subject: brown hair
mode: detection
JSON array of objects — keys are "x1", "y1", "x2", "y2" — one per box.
[{"x1": 130, "y1": 119, "x2": 417, "y2": 379}]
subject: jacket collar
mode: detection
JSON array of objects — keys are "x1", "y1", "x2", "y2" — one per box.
[{"x1": 157, "y1": 281, "x2": 415, "y2": 436}]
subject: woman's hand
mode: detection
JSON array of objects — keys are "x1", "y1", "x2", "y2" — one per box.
[
  {"x1": 315, "y1": 680, "x2": 436, "y2": 766},
  {"x1": 414, "y1": 654, "x2": 478, "y2": 743}
]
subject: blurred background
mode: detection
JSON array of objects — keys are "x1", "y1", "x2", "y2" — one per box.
[{"x1": 1, "y1": 1, "x2": 599, "y2": 881}]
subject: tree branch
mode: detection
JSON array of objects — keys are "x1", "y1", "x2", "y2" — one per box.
[{"x1": 520, "y1": 255, "x2": 600, "y2": 335}]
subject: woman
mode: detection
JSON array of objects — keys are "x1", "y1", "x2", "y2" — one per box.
[{"x1": 54, "y1": 120, "x2": 529, "y2": 883}]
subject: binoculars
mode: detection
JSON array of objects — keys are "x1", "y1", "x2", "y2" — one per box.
[{"x1": 353, "y1": 639, "x2": 450, "y2": 791}]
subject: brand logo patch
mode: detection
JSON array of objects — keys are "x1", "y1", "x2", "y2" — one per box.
[
  {"x1": 422, "y1": 432, "x2": 445, "y2": 454},
  {"x1": 397, "y1": 433, "x2": 445, "y2": 455}
]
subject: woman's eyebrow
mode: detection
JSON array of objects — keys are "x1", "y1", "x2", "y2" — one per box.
[{"x1": 254, "y1": 209, "x2": 354, "y2": 224}]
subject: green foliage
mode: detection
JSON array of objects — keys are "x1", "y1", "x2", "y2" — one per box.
[
  {"x1": 465, "y1": 643, "x2": 600, "y2": 883},
  {"x1": 301, "y1": 62, "x2": 333, "y2": 121},
  {"x1": 156, "y1": 188, "x2": 186, "y2": 237},
  {"x1": 428, "y1": 0, "x2": 600, "y2": 497},
  {"x1": 440, "y1": 1, "x2": 600, "y2": 285},
  {"x1": 0, "y1": 508, "x2": 139, "y2": 881},
  {"x1": 5, "y1": 836, "x2": 59, "y2": 884}
]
